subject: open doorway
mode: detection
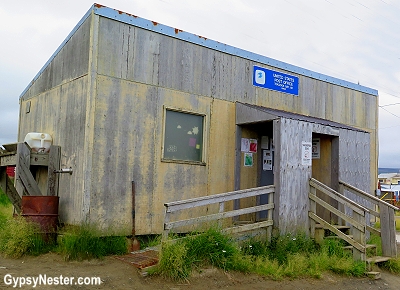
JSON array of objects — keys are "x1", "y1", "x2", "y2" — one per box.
[{"x1": 311, "y1": 133, "x2": 339, "y2": 224}]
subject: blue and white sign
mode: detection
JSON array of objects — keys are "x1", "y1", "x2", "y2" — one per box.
[{"x1": 253, "y1": 65, "x2": 299, "y2": 96}]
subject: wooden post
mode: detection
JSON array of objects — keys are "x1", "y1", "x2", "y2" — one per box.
[
  {"x1": 352, "y1": 210, "x2": 366, "y2": 261},
  {"x1": 162, "y1": 205, "x2": 171, "y2": 243},
  {"x1": 47, "y1": 145, "x2": 61, "y2": 196},
  {"x1": 16, "y1": 143, "x2": 43, "y2": 196},
  {"x1": 218, "y1": 201, "x2": 224, "y2": 228},
  {"x1": 309, "y1": 181, "x2": 317, "y2": 239},
  {"x1": 267, "y1": 192, "x2": 274, "y2": 242},
  {"x1": 338, "y1": 182, "x2": 345, "y2": 226},
  {"x1": 380, "y1": 204, "x2": 397, "y2": 257}
]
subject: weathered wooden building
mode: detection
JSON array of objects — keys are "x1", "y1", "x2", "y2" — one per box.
[{"x1": 17, "y1": 4, "x2": 378, "y2": 235}]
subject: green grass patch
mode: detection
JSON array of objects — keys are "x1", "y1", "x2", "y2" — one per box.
[
  {"x1": 136, "y1": 234, "x2": 161, "y2": 249},
  {"x1": 154, "y1": 229, "x2": 369, "y2": 281},
  {"x1": 57, "y1": 223, "x2": 128, "y2": 261},
  {"x1": 0, "y1": 216, "x2": 50, "y2": 258},
  {"x1": 373, "y1": 218, "x2": 400, "y2": 231},
  {"x1": 0, "y1": 189, "x2": 13, "y2": 228}
]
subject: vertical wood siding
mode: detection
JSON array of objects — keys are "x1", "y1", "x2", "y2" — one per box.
[
  {"x1": 18, "y1": 78, "x2": 88, "y2": 223},
  {"x1": 275, "y1": 118, "x2": 313, "y2": 233},
  {"x1": 17, "y1": 14, "x2": 378, "y2": 235},
  {"x1": 21, "y1": 15, "x2": 91, "y2": 101}
]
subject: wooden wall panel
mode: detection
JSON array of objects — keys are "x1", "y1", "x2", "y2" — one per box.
[
  {"x1": 18, "y1": 78, "x2": 88, "y2": 224},
  {"x1": 339, "y1": 129, "x2": 371, "y2": 211},
  {"x1": 275, "y1": 118, "x2": 312, "y2": 233},
  {"x1": 22, "y1": 15, "x2": 91, "y2": 100}
]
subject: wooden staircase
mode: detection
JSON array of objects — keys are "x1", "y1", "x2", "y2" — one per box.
[{"x1": 309, "y1": 178, "x2": 398, "y2": 270}]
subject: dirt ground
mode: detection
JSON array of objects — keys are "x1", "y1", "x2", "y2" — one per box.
[{"x1": 1, "y1": 252, "x2": 400, "y2": 290}]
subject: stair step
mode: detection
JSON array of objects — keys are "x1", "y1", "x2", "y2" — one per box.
[
  {"x1": 315, "y1": 224, "x2": 350, "y2": 230},
  {"x1": 365, "y1": 271, "x2": 381, "y2": 280},
  {"x1": 342, "y1": 244, "x2": 377, "y2": 250},
  {"x1": 366, "y1": 256, "x2": 391, "y2": 264},
  {"x1": 325, "y1": 235, "x2": 353, "y2": 239}
]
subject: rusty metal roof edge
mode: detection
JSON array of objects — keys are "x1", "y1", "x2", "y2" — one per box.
[
  {"x1": 93, "y1": 5, "x2": 377, "y2": 96},
  {"x1": 19, "y1": 5, "x2": 94, "y2": 100},
  {"x1": 237, "y1": 102, "x2": 368, "y2": 133}
]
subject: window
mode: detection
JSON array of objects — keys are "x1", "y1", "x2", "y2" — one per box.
[{"x1": 163, "y1": 109, "x2": 205, "y2": 163}]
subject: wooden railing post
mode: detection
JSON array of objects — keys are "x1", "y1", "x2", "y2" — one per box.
[
  {"x1": 218, "y1": 201, "x2": 224, "y2": 228},
  {"x1": 162, "y1": 205, "x2": 171, "y2": 243},
  {"x1": 338, "y1": 182, "x2": 345, "y2": 226},
  {"x1": 380, "y1": 204, "x2": 397, "y2": 257},
  {"x1": 267, "y1": 192, "x2": 274, "y2": 242},
  {"x1": 351, "y1": 210, "x2": 366, "y2": 261},
  {"x1": 309, "y1": 181, "x2": 317, "y2": 239}
]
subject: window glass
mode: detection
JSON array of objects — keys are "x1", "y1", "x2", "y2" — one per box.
[{"x1": 163, "y1": 110, "x2": 204, "y2": 162}]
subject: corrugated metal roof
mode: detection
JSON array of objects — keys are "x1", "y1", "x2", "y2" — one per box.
[
  {"x1": 20, "y1": 4, "x2": 379, "y2": 99},
  {"x1": 238, "y1": 102, "x2": 368, "y2": 133}
]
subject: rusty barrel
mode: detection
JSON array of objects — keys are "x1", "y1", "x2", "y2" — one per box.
[{"x1": 21, "y1": 196, "x2": 59, "y2": 237}]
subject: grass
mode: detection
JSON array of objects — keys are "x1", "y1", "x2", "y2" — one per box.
[
  {"x1": 152, "y1": 229, "x2": 367, "y2": 281},
  {"x1": 0, "y1": 188, "x2": 128, "y2": 260},
  {"x1": 56, "y1": 223, "x2": 128, "y2": 260}
]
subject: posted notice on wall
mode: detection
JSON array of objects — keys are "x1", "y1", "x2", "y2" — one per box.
[
  {"x1": 263, "y1": 150, "x2": 273, "y2": 171},
  {"x1": 244, "y1": 152, "x2": 253, "y2": 167},
  {"x1": 241, "y1": 138, "x2": 257, "y2": 153},
  {"x1": 301, "y1": 142, "x2": 312, "y2": 166},
  {"x1": 312, "y1": 138, "x2": 320, "y2": 159}
]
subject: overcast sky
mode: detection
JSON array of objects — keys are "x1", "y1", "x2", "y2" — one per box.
[{"x1": 0, "y1": 0, "x2": 399, "y2": 167}]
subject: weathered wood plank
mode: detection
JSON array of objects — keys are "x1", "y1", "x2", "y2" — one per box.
[
  {"x1": 310, "y1": 179, "x2": 369, "y2": 215},
  {"x1": 18, "y1": 150, "x2": 42, "y2": 195},
  {"x1": 165, "y1": 185, "x2": 274, "y2": 213},
  {"x1": 309, "y1": 212, "x2": 365, "y2": 252},
  {"x1": 165, "y1": 203, "x2": 274, "y2": 230},
  {"x1": 352, "y1": 210, "x2": 366, "y2": 261},
  {"x1": 47, "y1": 145, "x2": 61, "y2": 196},
  {"x1": 340, "y1": 180, "x2": 398, "y2": 211},
  {"x1": 309, "y1": 193, "x2": 365, "y2": 232},
  {"x1": 0, "y1": 154, "x2": 16, "y2": 166},
  {"x1": 30, "y1": 153, "x2": 49, "y2": 166},
  {"x1": 380, "y1": 204, "x2": 397, "y2": 257},
  {"x1": 309, "y1": 185, "x2": 317, "y2": 239},
  {"x1": 223, "y1": 220, "x2": 273, "y2": 235},
  {"x1": 367, "y1": 225, "x2": 381, "y2": 237}
]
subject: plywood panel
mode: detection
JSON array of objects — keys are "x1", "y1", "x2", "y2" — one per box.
[
  {"x1": 275, "y1": 118, "x2": 312, "y2": 233},
  {"x1": 22, "y1": 15, "x2": 91, "y2": 100},
  {"x1": 18, "y1": 78, "x2": 88, "y2": 224}
]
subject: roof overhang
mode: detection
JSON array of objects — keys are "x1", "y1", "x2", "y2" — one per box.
[{"x1": 236, "y1": 102, "x2": 368, "y2": 133}]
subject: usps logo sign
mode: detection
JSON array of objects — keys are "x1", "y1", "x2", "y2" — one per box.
[
  {"x1": 255, "y1": 69, "x2": 266, "y2": 85},
  {"x1": 253, "y1": 65, "x2": 299, "y2": 96}
]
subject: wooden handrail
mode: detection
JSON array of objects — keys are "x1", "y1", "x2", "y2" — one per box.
[
  {"x1": 165, "y1": 185, "x2": 274, "y2": 213},
  {"x1": 310, "y1": 178, "x2": 370, "y2": 214},
  {"x1": 163, "y1": 186, "x2": 275, "y2": 241},
  {"x1": 339, "y1": 180, "x2": 398, "y2": 211},
  {"x1": 309, "y1": 178, "x2": 367, "y2": 261}
]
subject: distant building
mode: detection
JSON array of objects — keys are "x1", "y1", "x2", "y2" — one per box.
[{"x1": 378, "y1": 173, "x2": 400, "y2": 185}]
